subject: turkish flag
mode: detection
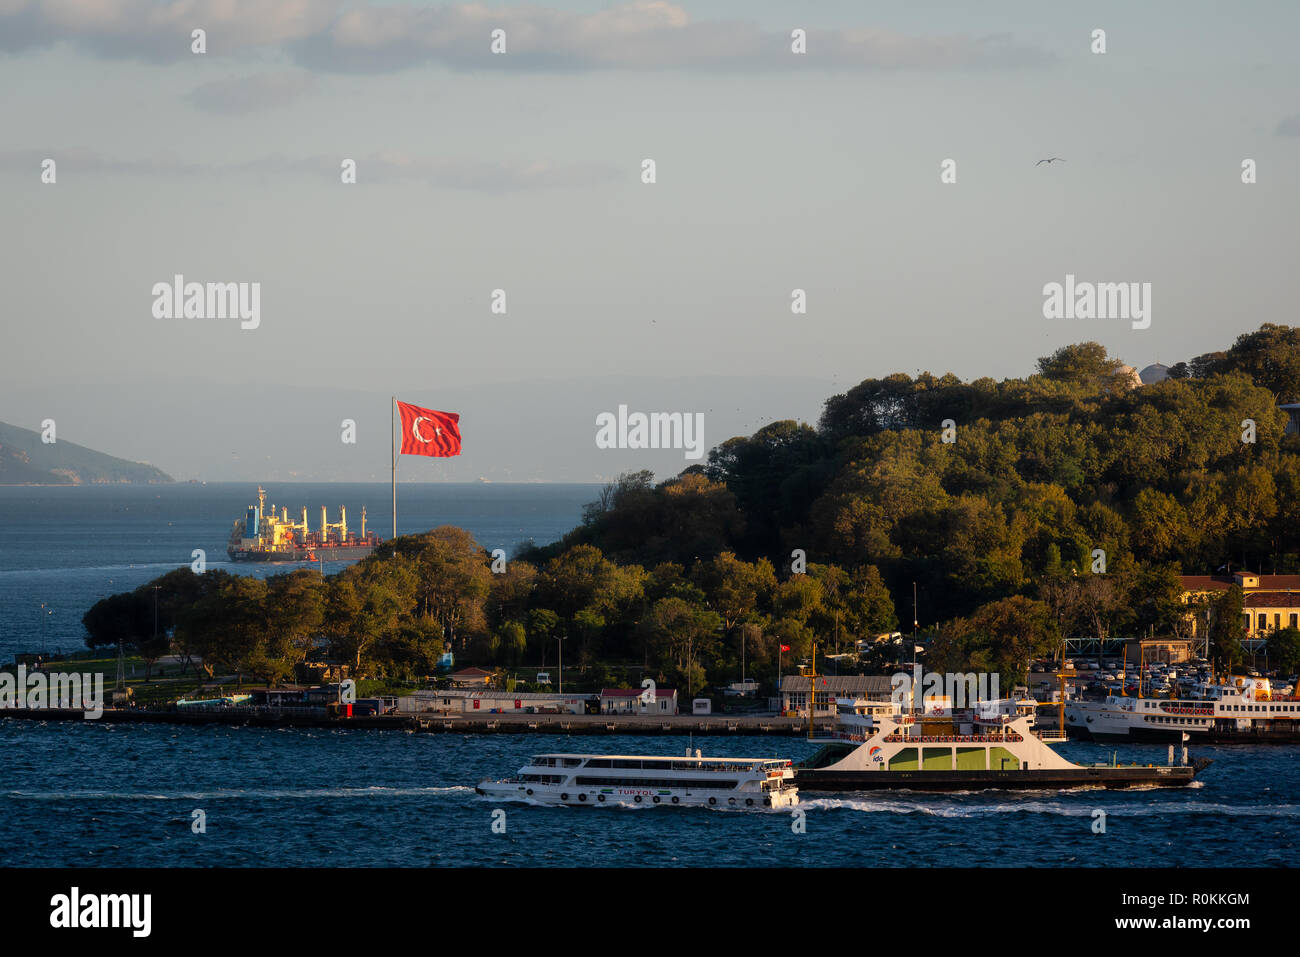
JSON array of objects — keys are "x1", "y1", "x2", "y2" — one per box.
[
  {"x1": 780, "y1": 644, "x2": 791, "y2": 652},
  {"x1": 397, "y1": 401, "x2": 461, "y2": 457}
]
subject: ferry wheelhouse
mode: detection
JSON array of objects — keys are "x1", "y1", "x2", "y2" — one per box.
[{"x1": 476, "y1": 749, "x2": 799, "y2": 808}]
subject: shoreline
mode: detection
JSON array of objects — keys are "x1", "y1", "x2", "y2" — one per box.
[{"x1": 0, "y1": 708, "x2": 836, "y2": 735}]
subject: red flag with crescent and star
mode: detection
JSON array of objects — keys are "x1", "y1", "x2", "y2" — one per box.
[{"x1": 397, "y1": 401, "x2": 461, "y2": 457}]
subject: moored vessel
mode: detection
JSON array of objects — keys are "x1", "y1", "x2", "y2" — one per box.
[
  {"x1": 1065, "y1": 676, "x2": 1300, "y2": 743},
  {"x1": 476, "y1": 748, "x2": 799, "y2": 808},
  {"x1": 227, "y1": 486, "x2": 380, "y2": 562}
]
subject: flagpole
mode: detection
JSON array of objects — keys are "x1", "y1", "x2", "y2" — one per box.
[{"x1": 391, "y1": 395, "x2": 397, "y2": 550}]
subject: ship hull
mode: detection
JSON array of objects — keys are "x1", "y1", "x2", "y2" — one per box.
[
  {"x1": 1073, "y1": 725, "x2": 1300, "y2": 744},
  {"x1": 795, "y1": 766, "x2": 1199, "y2": 791},
  {"x1": 227, "y1": 544, "x2": 376, "y2": 562}
]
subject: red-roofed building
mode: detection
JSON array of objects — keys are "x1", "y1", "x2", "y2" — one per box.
[
  {"x1": 1180, "y1": 571, "x2": 1300, "y2": 641},
  {"x1": 448, "y1": 667, "x2": 496, "y2": 688},
  {"x1": 600, "y1": 687, "x2": 678, "y2": 715}
]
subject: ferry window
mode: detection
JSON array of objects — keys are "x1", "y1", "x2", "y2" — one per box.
[{"x1": 1259, "y1": 614, "x2": 1267, "y2": 630}]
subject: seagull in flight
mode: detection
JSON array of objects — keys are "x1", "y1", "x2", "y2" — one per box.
[{"x1": 1036, "y1": 157, "x2": 1066, "y2": 165}]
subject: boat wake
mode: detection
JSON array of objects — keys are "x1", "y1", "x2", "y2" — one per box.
[
  {"x1": 799, "y1": 797, "x2": 1300, "y2": 818},
  {"x1": 3, "y1": 785, "x2": 474, "y2": 801}
]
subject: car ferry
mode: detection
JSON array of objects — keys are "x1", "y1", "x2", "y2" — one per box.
[
  {"x1": 796, "y1": 704, "x2": 1207, "y2": 791},
  {"x1": 476, "y1": 748, "x2": 799, "y2": 808}
]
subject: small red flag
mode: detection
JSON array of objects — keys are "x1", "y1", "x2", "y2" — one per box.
[
  {"x1": 397, "y1": 401, "x2": 461, "y2": 457},
  {"x1": 780, "y1": 644, "x2": 791, "y2": 652}
]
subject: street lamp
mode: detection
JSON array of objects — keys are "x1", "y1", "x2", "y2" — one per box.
[{"x1": 556, "y1": 634, "x2": 566, "y2": 694}]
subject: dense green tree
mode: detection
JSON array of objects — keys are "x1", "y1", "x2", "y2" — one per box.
[{"x1": 1266, "y1": 627, "x2": 1300, "y2": 676}]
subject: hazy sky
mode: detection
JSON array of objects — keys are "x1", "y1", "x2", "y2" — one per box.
[{"x1": 2, "y1": 1, "x2": 1298, "y2": 481}]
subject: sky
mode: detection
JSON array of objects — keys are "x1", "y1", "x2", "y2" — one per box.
[{"x1": 2, "y1": 0, "x2": 1298, "y2": 482}]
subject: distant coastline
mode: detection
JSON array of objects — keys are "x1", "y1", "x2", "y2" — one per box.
[{"x1": 0, "y1": 420, "x2": 173, "y2": 485}]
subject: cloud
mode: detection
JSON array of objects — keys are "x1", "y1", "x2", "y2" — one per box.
[
  {"x1": 0, "y1": 0, "x2": 338, "y2": 61},
  {"x1": 1277, "y1": 114, "x2": 1300, "y2": 137},
  {"x1": 185, "y1": 72, "x2": 316, "y2": 113},
  {"x1": 0, "y1": 147, "x2": 620, "y2": 191},
  {"x1": 0, "y1": 0, "x2": 1053, "y2": 73}
]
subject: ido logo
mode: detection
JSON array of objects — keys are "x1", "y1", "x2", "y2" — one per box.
[{"x1": 870, "y1": 746, "x2": 884, "y2": 764}]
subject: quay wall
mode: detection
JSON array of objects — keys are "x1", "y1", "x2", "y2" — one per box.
[{"x1": 0, "y1": 708, "x2": 836, "y2": 735}]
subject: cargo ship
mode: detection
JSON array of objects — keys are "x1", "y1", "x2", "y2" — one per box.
[{"x1": 227, "y1": 486, "x2": 381, "y2": 562}]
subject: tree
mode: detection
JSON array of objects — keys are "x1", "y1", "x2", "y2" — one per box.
[
  {"x1": 262, "y1": 569, "x2": 326, "y2": 683},
  {"x1": 496, "y1": 620, "x2": 528, "y2": 666},
  {"x1": 1266, "y1": 627, "x2": 1300, "y2": 676},
  {"x1": 932, "y1": 596, "x2": 1058, "y2": 689},
  {"x1": 1035, "y1": 342, "x2": 1124, "y2": 385},
  {"x1": 82, "y1": 591, "x2": 150, "y2": 651},
  {"x1": 642, "y1": 597, "x2": 722, "y2": 697},
  {"x1": 1208, "y1": 585, "x2": 1246, "y2": 675},
  {"x1": 401, "y1": 527, "x2": 491, "y2": 650}
]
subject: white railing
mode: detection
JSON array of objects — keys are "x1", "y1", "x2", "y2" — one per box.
[{"x1": 1034, "y1": 730, "x2": 1068, "y2": 742}]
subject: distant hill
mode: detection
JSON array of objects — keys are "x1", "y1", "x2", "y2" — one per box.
[{"x1": 0, "y1": 421, "x2": 172, "y2": 485}]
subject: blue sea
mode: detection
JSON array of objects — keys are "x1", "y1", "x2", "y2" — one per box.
[
  {"x1": 1, "y1": 482, "x2": 1297, "y2": 868},
  {"x1": 0, "y1": 723, "x2": 1294, "y2": 867},
  {"x1": 0, "y1": 482, "x2": 596, "y2": 663}
]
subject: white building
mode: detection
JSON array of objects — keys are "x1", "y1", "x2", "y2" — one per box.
[
  {"x1": 599, "y1": 687, "x2": 679, "y2": 715},
  {"x1": 395, "y1": 689, "x2": 587, "y2": 715}
]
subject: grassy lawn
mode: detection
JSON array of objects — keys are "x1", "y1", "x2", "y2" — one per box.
[{"x1": 3, "y1": 653, "x2": 212, "y2": 706}]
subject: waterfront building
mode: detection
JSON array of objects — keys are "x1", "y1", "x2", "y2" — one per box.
[
  {"x1": 599, "y1": 688, "x2": 679, "y2": 715},
  {"x1": 779, "y1": 675, "x2": 894, "y2": 716},
  {"x1": 448, "y1": 667, "x2": 495, "y2": 689},
  {"x1": 1180, "y1": 571, "x2": 1300, "y2": 646},
  {"x1": 395, "y1": 689, "x2": 588, "y2": 715}
]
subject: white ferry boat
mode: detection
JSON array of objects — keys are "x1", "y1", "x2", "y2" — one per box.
[
  {"x1": 1065, "y1": 676, "x2": 1300, "y2": 742},
  {"x1": 475, "y1": 748, "x2": 799, "y2": 808}
]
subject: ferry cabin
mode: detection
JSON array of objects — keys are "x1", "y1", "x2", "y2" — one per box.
[{"x1": 478, "y1": 751, "x2": 799, "y2": 808}]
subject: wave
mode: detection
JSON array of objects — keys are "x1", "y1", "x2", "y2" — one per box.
[
  {"x1": 0, "y1": 562, "x2": 192, "y2": 577},
  {"x1": 2, "y1": 785, "x2": 475, "y2": 801},
  {"x1": 799, "y1": 797, "x2": 1300, "y2": 818}
]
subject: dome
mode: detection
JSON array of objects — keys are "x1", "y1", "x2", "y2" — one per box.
[{"x1": 1139, "y1": 363, "x2": 1170, "y2": 385}]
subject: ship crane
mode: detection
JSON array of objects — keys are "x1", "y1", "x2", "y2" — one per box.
[{"x1": 319, "y1": 505, "x2": 350, "y2": 544}]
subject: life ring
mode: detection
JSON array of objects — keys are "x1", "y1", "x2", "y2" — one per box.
[
  {"x1": 560, "y1": 793, "x2": 569, "y2": 801},
  {"x1": 708, "y1": 797, "x2": 717, "y2": 806},
  {"x1": 597, "y1": 794, "x2": 605, "y2": 802},
  {"x1": 671, "y1": 796, "x2": 680, "y2": 804},
  {"x1": 652, "y1": 796, "x2": 661, "y2": 804},
  {"x1": 578, "y1": 793, "x2": 586, "y2": 802},
  {"x1": 763, "y1": 797, "x2": 771, "y2": 806},
  {"x1": 526, "y1": 788, "x2": 533, "y2": 795},
  {"x1": 745, "y1": 798, "x2": 754, "y2": 806},
  {"x1": 728, "y1": 797, "x2": 736, "y2": 805},
  {"x1": 634, "y1": 795, "x2": 643, "y2": 803}
]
